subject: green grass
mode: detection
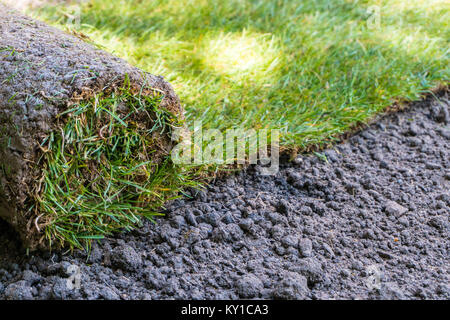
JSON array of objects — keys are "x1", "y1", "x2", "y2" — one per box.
[
  {"x1": 32, "y1": 84, "x2": 199, "y2": 250},
  {"x1": 29, "y1": 0, "x2": 449, "y2": 149}
]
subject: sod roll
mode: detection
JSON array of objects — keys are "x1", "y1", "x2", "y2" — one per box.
[{"x1": 0, "y1": 4, "x2": 185, "y2": 249}]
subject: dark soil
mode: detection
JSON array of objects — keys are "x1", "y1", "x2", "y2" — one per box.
[{"x1": 0, "y1": 92, "x2": 449, "y2": 300}]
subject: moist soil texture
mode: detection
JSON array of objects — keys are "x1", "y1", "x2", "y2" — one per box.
[{"x1": 0, "y1": 92, "x2": 449, "y2": 300}]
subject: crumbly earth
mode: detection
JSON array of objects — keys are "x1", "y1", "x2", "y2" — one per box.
[{"x1": 0, "y1": 92, "x2": 449, "y2": 300}]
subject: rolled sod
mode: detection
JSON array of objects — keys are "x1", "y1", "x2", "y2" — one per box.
[{"x1": 0, "y1": 5, "x2": 186, "y2": 250}]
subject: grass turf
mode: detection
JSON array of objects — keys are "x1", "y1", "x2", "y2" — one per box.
[
  {"x1": 29, "y1": 0, "x2": 449, "y2": 149},
  {"x1": 17, "y1": 0, "x2": 449, "y2": 249}
]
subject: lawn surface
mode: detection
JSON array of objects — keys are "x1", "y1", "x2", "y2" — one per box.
[{"x1": 29, "y1": 0, "x2": 449, "y2": 150}]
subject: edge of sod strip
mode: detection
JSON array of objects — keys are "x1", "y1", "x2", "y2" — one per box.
[{"x1": 32, "y1": 84, "x2": 193, "y2": 250}]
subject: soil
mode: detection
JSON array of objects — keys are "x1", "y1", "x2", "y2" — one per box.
[{"x1": 0, "y1": 92, "x2": 448, "y2": 300}]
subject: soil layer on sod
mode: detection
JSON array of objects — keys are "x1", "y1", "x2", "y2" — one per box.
[
  {"x1": 0, "y1": 5, "x2": 186, "y2": 250},
  {"x1": 0, "y1": 92, "x2": 448, "y2": 300}
]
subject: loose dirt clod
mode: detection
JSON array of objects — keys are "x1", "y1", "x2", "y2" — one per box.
[{"x1": 0, "y1": 5, "x2": 186, "y2": 249}]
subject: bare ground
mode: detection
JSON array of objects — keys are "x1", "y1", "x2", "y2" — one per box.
[{"x1": 0, "y1": 92, "x2": 449, "y2": 300}]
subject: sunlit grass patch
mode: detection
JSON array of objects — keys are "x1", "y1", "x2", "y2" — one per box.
[{"x1": 202, "y1": 31, "x2": 282, "y2": 85}]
